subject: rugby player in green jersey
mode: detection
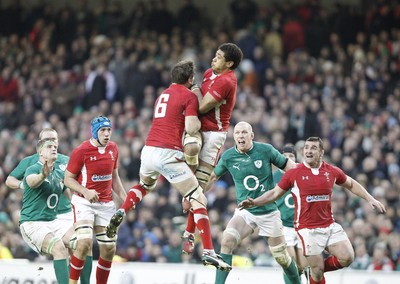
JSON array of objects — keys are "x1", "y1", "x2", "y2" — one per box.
[
  {"x1": 206, "y1": 121, "x2": 300, "y2": 284},
  {"x1": 6, "y1": 128, "x2": 92, "y2": 283},
  {"x1": 19, "y1": 138, "x2": 70, "y2": 284}
]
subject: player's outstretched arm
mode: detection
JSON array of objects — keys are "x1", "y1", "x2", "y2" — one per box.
[
  {"x1": 238, "y1": 186, "x2": 286, "y2": 209},
  {"x1": 5, "y1": 175, "x2": 23, "y2": 189},
  {"x1": 341, "y1": 176, "x2": 386, "y2": 213}
]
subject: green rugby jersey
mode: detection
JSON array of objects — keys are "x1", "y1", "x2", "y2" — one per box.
[
  {"x1": 273, "y1": 169, "x2": 294, "y2": 228},
  {"x1": 10, "y1": 153, "x2": 71, "y2": 214},
  {"x1": 20, "y1": 160, "x2": 67, "y2": 224},
  {"x1": 214, "y1": 142, "x2": 287, "y2": 215}
]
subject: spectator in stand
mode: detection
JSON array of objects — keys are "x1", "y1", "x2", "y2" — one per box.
[
  {"x1": 83, "y1": 62, "x2": 117, "y2": 110},
  {"x1": 0, "y1": 66, "x2": 19, "y2": 103},
  {"x1": 368, "y1": 242, "x2": 395, "y2": 271},
  {"x1": 230, "y1": 0, "x2": 258, "y2": 29}
]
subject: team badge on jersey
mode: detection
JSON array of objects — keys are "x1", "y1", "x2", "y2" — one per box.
[
  {"x1": 59, "y1": 164, "x2": 66, "y2": 171},
  {"x1": 254, "y1": 160, "x2": 262, "y2": 168}
]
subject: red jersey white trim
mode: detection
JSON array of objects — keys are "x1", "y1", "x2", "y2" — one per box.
[
  {"x1": 200, "y1": 68, "x2": 237, "y2": 131},
  {"x1": 67, "y1": 139, "x2": 119, "y2": 202},
  {"x1": 146, "y1": 84, "x2": 199, "y2": 150},
  {"x1": 278, "y1": 162, "x2": 347, "y2": 230}
]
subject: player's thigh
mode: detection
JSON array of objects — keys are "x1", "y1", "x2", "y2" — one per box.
[
  {"x1": 283, "y1": 226, "x2": 298, "y2": 247},
  {"x1": 54, "y1": 211, "x2": 74, "y2": 239},
  {"x1": 255, "y1": 210, "x2": 284, "y2": 238},
  {"x1": 72, "y1": 195, "x2": 96, "y2": 223},
  {"x1": 297, "y1": 226, "x2": 331, "y2": 256},
  {"x1": 325, "y1": 223, "x2": 353, "y2": 260},
  {"x1": 19, "y1": 221, "x2": 53, "y2": 254},
  {"x1": 139, "y1": 146, "x2": 161, "y2": 183},
  {"x1": 92, "y1": 201, "x2": 116, "y2": 227},
  {"x1": 225, "y1": 212, "x2": 254, "y2": 240},
  {"x1": 150, "y1": 148, "x2": 199, "y2": 196},
  {"x1": 199, "y1": 131, "x2": 227, "y2": 166}
]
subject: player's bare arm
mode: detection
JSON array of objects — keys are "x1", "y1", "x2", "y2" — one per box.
[
  {"x1": 64, "y1": 170, "x2": 99, "y2": 203},
  {"x1": 190, "y1": 85, "x2": 203, "y2": 106},
  {"x1": 199, "y1": 92, "x2": 220, "y2": 113},
  {"x1": 185, "y1": 115, "x2": 201, "y2": 135},
  {"x1": 5, "y1": 175, "x2": 22, "y2": 189},
  {"x1": 341, "y1": 176, "x2": 386, "y2": 213},
  {"x1": 111, "y1": 169, "x2": 127, "y2": 201},
  {"x1": 204, "y1": 171, "x2": 220, "y2": 193},
  {"x1": 26, "y1": 160, "x2": 54, "y2": 189},
  {"x1": 63, "y1": 187, "x2": 72, "y2": 201},
  {"x1": 283, "y1": 158, "x2": 297, "y2": 171},
  {"x1": 238, "y1": 186, "x2": 286, "y2": 209}
]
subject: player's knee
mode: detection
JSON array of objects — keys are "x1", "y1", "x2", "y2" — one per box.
[
  {"x1": 75, "y1": 224, "x2": 93, "y2": 253},
  {"x1": 184, "y1": 133, "x2": 202, "y2": 167},
  {"x1": 270, "y1": 242, "x2": 292, "y2": 268},
  {"x1": 185, "y1": 185, "x2": 206, "y2": 208},
  {"x1": 184, "y1": 153, "x2": 199, "y2": 167},
  {"x1": 195, "y1": 165, "x2": 212, "y2": 185},
  {"x1": 51, "y1": 240, "x2": 69, "y2": 258},
  {"x1": 140, "y1": 179, "x2": 157, "y2": 191},
  {"x1": 97, "y1": 232, "x2": 117, "y2": 259},
  {"x1": 46, "y1": 236, "x2": 62, "y2": 255},
  {"x1": 340, "y1": 252, "x2": 354, "y2": 267},
  {"x1": 183, "y1": 132, "x2": 202, "y2": 150},
  {"x1": 96, "y1": 232, "x2": 117, "y2": 247},
  {"x1": 222, "y1": 228, "x2": 241, "y2": 252}
]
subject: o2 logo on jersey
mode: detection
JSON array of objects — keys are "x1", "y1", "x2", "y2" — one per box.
[
  {"x1": 154, "y1": 93, "x2": 170, "y2": 118},
  {"x1": 243, "y1": 175, "x2": 265, "y2": 191},
  {"x1": 284, "y1": 194, "x2": 294, "y2": 208}
]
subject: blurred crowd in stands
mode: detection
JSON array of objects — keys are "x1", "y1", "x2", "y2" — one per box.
[{"x1": 0, "y1": 0, "x2": 400, "y2": 272}]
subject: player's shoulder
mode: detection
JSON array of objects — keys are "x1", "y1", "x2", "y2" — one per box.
[
  {"x1": 57, "y1": 153, "x2": 69, "y2": 160},
  {"x1": 107, "y1": 140, "x2": 118, "y2": 149},
  {"x1": 253, "y1": 141, "x2": 273, "y2": 150},
  {"x1": 285, "y1": 162, "x2": 306, "y2": 175},
  {"x1": 21, "y1": 153, "x2": 38, "y2": 163},
  {"x1": 220, "y1": 146, "x2": 237, "y2": 159},
  {"x1": 203, "y1": 68, "x2": 213, "y2": 77},
  {"x1": 26, "y1": 160, "x2": 42, "y2": 172},
  {"x1": 71, "y1": 140, "x2": 91, "y2": 154},
  {"x1": 56, "y1": 153, "x2": 70, "y2": 165},
  {"x1": 253, "y1": 142, "x2": 278, "y2": 154},
  {"x1": 322, "y1": 161, "x2": 344, "y2": 174}
]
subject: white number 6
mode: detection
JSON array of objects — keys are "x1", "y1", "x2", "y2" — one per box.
[{"x1": 154, "y1": 93, "x2": 170, "y2": 118}]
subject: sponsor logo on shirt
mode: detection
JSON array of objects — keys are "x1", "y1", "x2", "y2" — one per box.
[
  {"x1": 233, "y1": 163, "x2": 240, "y2": 170},
  {"x1": 169, "y1": 171, "x2": 186, "y2": 180},
  {"x1": 92, "y1": 174, "x2": 112, "y2": 182},
  {"x1": 306, "y1": 195, "x2": 329, "y2": 202}
]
